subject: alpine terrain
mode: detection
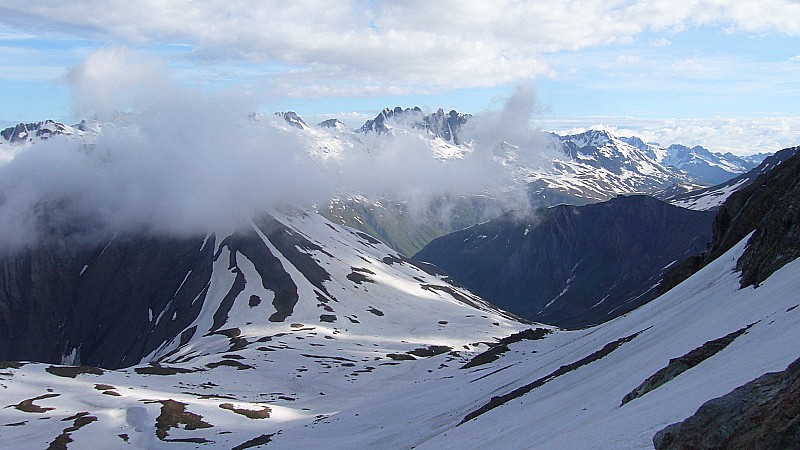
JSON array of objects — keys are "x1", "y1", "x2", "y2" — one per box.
[{"x1": 0, "y1": 115, "x2": 798, "y2": 449}]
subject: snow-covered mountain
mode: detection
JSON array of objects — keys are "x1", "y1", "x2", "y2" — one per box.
[
  {"x1": 0, "y1": 120, "x2": 76, "y2": 145},
  {"x1": 0, "y1": 112, "x2": 773, "y2": 258},
  {"x1": 357, "y1": 106, "x2": 470, "y2": 145},
  {"x1": 545, "y1": 129, "x2": 689, "y2": 201},
  {"x1": 661, "y1": 143, "x2": 767, "y2": 185},
  {"x1": 274, "y1": 111, "x2": 310, "y2": 130},
  {"x1": 665, "y1": 146, "x2": 799, "y2": 211},
  {"x1": 621, "y1": 136, "x2": 769, "y2": 185},
  {"x1": 1, "y1": 146, "x2": 799, "y2": 449}
]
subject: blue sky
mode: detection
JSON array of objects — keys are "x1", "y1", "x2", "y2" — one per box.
[{"x1": 0, "y1": 1, "x2": 798, "y2": 154}]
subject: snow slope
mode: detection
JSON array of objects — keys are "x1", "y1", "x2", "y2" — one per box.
[
  {"x1": 273, "y1": 233, "x2": 800, "y2": 449},
  {"x1": 0, "y1": 210, "x2": 533, "y2": 449},
  {"x1": 2, "y1": 214, "x2": 798, "y2": 448}
]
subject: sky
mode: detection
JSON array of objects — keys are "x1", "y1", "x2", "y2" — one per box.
[{"x1": 0, "y1": 0, "x2": 799, "y2": 154}]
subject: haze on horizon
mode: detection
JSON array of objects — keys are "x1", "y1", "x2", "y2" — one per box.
[{"x1": 0, "y1": 0, "x2": 799, "y2": 154}]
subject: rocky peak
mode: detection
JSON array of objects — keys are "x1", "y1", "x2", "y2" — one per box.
[
  {"x1": 357, "y1": 106, "x2": 470, "y2": 144},
  {"x1": 317, "y1": 118, "x2": 349, "y2": 131},
  {"x1": 657, "y1": 146, "x2": 800, "y2": 293},
  {"x1": 0, "y1": 120, "x2": 74, "y2": 145},
  {"x1": 357, "y1": 106, "x2": 423, "y2": 134},
  {"x1": 422, "y1": 108, "x2": 470, "y2": 144},
  {"x1": 274, "y1": 111, "x2": 310, "y2": 130}
]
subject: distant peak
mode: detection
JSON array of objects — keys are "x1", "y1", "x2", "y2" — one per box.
[
  {"x1": 317, "y1": 118, "x2": 348, "y2": 130},
  {"x1": 357, "y1": 106, "x2": 469, "y2": 144},
  {"x1": 274, "y1": 111, "x2": 310, "y2": 130},
  {"x1": 0, "y1": 120, "x2": 75, "y2": 145}
]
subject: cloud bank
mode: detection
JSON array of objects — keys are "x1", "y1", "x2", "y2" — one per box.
[
  {"x1": 0, "y1": 49, "x2": 552, "y2": 251},
  {"x1": 1, "y1": 0, "x2": 799, "y2": 96}
]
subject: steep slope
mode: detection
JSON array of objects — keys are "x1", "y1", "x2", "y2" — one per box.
[
  {"x1": 0, "y1": 211, "x2": 525, "y2": 370},
  {"x1": 357, "y1": 106, "x2": 470, "y2": 144},
  {"x1": 666, "y1": 146, "x2": 799, "y2": 211},
  {"x1": 621, "y1": 136, "x2": 768, "y2": 185},
  {"x1": 654, "y1": 356, "x2": 800, "y2": 449},
  {"x1": 0, "y1": 209, "x2": 539, "y2": 449},
  {"x1": 0, "y1": 120, "x2": 76, "y2": 145},
  {"x1": 414, "y1": 195, "x2": 715, "y2": 328},
  {"x1": 1, "y1": 132, "x2": 798, "y2": 449},
  {"x1": 519, "y1": 130, "x2": 690, "y2": 204},
  {"x1": 269, "y1": 156, "x2": 800, "y2": 447},
  {"x1": 4, "y1": 192, "x2": 794, "y2": 449},
  {"x1": 661, "y1": 144, "x2": 764, "y2": 185},
  {"x1": 658, "y1": 146, "x2": 800, "y2": 294}
]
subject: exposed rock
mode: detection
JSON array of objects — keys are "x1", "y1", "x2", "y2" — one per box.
[
  {"x1": 654, "y1": 356, "x2": 800, "y2": 450},
  {"x1": 657, "y1": 147, "x2": 800, "y2": 294},
  {"x1": 621, "y1": 323, "x2": 753, "y2": 405},
  {"x1": 0, "y1": 120, "x2": 74, "y2": 145},
  {"x1": 461, "y1": 329, "x2": 647, "y2": 424},
  {"x1": 357, "y1": 106, "x2": 470, "y2": 144},
  {"x1": 0, "y1": 233, "x2": 215, "y2": 369},
  {"x1": 462, "y1": 328, "x2": 551, "y2": 369}
]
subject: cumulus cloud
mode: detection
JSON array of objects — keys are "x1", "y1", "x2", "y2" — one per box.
[
  {"x1": 1, "y1": 0, "x2": 798, "y2": 96},
  {"x1": 0, "y1": 50, "x2": 554, "y2": 251}
]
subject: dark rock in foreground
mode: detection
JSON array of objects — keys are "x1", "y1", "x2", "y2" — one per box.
[{"x1": 654, "y1": 356, "x2": 800, "y2": 450}]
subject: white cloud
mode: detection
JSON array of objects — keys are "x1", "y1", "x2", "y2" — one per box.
[
  {"x1": 0, "y1": 50, "x2": 555, "y2": 250},
  {"x1": 616, "y1": 54, "x2": 641, "y2": 65},
  {"x1": 649, "y1": 38, "x2": 672, "y2": 48},
  {"x1": 0, "y1": 0, "x2": 798, "y2": 96}
]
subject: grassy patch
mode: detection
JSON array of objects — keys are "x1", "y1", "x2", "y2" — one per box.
[
  {"x1": 0, "y1": 362, "x2": 24, "y2": 370},
  {"x1": 47, "y1": 412, "x2": 97, "y2": 450}
]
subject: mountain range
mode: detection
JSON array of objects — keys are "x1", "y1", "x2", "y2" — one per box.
[{"x1": 0, "y1": 110, "x2": 798, "y2": 448}]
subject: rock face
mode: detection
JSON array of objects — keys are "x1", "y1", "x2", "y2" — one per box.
[
  {"x1": 0, "y1": 215, "x2": 343, "y2": 369},
  {"x1": 357, "y1": 106, "x2": 470, "y2": 144},
  {"x1": 0, "y1": 120, "x2": 75, "y2": 144},
  {"x1": 274, "y1": 111, "x2": 309, "y2": 130},
  {"x1": 0, "y1": 234, "x2": 215, "y2": 368},
  {"x1": 317, "y1": 118, "x2": 349, "y2": 130},
  {"x1": 661, "y1": 143, "x2": 765, "y2": 185},
  {"x1": 414, "y1": 195, "x2": 715, "y2": 328},
  {"x1": 654, "y1": 356, "x2": 800, "y2": 450},
  {"x1": 666, "y1": 146, "x2": 799, "y2": 211},
  {"x1": 657, "y1": 147, "x2": 800, "y2": 294}
]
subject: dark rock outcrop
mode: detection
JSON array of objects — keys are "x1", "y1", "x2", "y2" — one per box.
[
  {"x1": 415, "y1": 195, "x2": 714, "y2": 328},
  {"x1": 357, "y1": 106, "x2": 470, "y2": 144},
  {"x1": 621, "y1": 323, "x2": 753, "y2": 406},
  {"x1": 274, "y1": 111, "x2": 309, "y2": 130},
  {"x1": 654, "y1": 356, "x2": 800, "y2": 450},
  {"x1": 0, "y1": 234, "x2": 215, "y2": 368},
  {"x1": 657, "y1": 146, "x2": 800, "y2": 294},
  {"x1": 0, "y1": 213, "x2": 332, "y2": 369},
  {"x1": 0, "y1": 120, "x2": 74, "y2": 144}
]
